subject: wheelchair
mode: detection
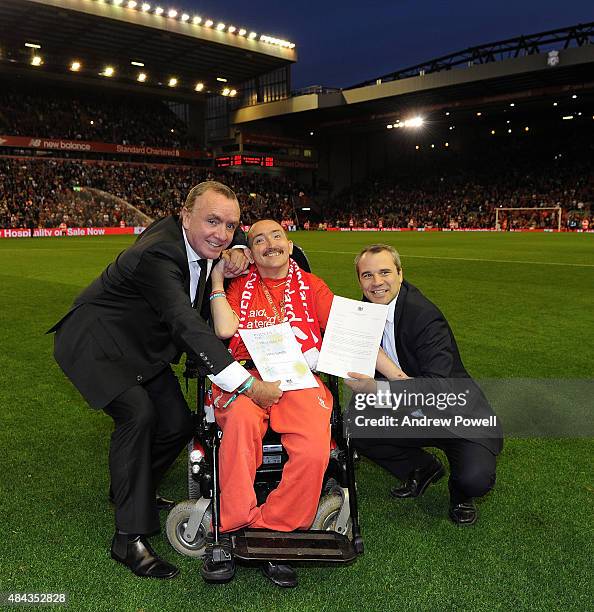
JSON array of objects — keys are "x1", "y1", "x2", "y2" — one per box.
[{"x1": 165, "y1": 246, "x2": 364, "y2": 565}]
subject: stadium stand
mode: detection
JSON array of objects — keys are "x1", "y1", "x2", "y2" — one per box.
[
  {"x1": 0, "y1": 157, "x2": 302, "y2": 228},
  {"x1": 322, "y1": 132, "x2": 593, "y2": 230},
  {"x1": 0, "y1": 81, "x2": 193, "y2": 148}
]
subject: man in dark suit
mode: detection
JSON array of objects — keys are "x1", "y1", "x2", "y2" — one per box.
[
  {"x1": 49, "y1": 181, "x2": 282, "y2": 578},
  {"x1": 348, "y1": 244, "x2": 502, "y2": 525}
]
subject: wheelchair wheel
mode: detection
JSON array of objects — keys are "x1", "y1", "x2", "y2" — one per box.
[
  {"x1": 312, "y1": 493, "x2": 353, "y2": 539},
  {"x1": 166, "y1": 500, "x2": 211, "y2": 558}
]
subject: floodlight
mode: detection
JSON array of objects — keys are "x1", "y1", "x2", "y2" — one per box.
[
  {"x1": 31, "y1": 55, "x2": 43, "y2": 66},
  {"x1": 248, "y1": 32, "x2": 257, "y2": 39},
  {"x1": 386, "y1": 124, "x2": 393, "y2": 129},
  {"x1": 131, "y1": 61, "x2": 144, "y2": 66},
  {"x1": 141, "y1": 3, "x2": 151, "y2": 11},
  {"x1": 168, "y1": 77, "x2": 178, "y2": 87},
  {"x1": 127, "y1": 1, "x2": 137, "y2": 8},
  {"x1": 25, "y1": 42, "x2": 41, "y2": 49},
  {"x1": 228, "y1": 26, "x2": 236, "y2": 33},
  {"x1": 181, "y1": 13, "x2": 189, "y2": 22},
  {"x1": 571, "y1": 94, "x2": 577, "y2": 99},
  {"x1": 216, "y1": 23, "x2": 225, "y2": 31},
  {"x1": 113, "y1": 0, "x2": 124, "y2": 5},
  {"x1": 204, "y1": 19, "x2": 213, "y2": 27},
  {"x1": 289, "y1": 43, "x2": 296, "y2": 49},
  {"x1": 102, "y1": 66, "x2": 115, "y2": 77},
  {"x1": 194, "y1": 82, "x2": 204, "y2": 92},
  {"x1": 238, "y1": 28, "x2": 247, "y2": 36},
  {"x1": 229, "y1": 89, "x2": 237, "y2": 97},
  {"x1": 216, "y1": 77, "x2": 227, "y2": 82},
  {"x1": 154, "y1": 6, "x2": 163, "y2": 15},
  {"x1": 137, "y1": 72, "x2": 147, "y2": 82},
  {"x1": 167, "y1": 9, "x2": 177, "y2": 18},
  {"x1": 70, "y1": 61, "x2": 81, "y2": 71},
  {"x1": 403, "y1": 116, "x2": 423, "y2": 128},
  {"x1": 222, "y1": 87, "x2": 230, "y2": 96},
  {"x1": 192, "y1": 16, "x2": 201, "y2": 24}
]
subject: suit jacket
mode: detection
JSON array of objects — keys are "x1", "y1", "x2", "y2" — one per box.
[
  {"x1": 49, "y1": 216, "x2": 246, "y2": 409},
  {"x1": 376, "y1": 280, "x2": 503, "y2": 454}
]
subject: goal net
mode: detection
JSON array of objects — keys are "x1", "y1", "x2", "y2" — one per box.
[{"x1": 494, "y1": 207, "x2": 563, "y2": 231}]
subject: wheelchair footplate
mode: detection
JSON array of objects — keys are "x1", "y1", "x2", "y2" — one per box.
[{"x1": 231, "y1": 528, "x2": 357, "y2": 564}]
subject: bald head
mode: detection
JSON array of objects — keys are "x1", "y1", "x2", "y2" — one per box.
[
  {"x1": 247, "y1": 219, "x2": 285, "y2": 247},
  {"x1": 248, "y1": 219, "x2": 293, "y2": 278}
]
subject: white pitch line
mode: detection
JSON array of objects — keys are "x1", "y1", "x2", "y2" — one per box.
[{"x1": 307, "y1": 250, "x2": 594, "y2": 268}]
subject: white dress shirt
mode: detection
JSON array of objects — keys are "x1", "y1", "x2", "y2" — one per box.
[
  {"x1": 381, "y1": 293, "x2": 401, "y2": 368},
  {"x1": 182, "y1": 228, "x2": 249, "y2": 392},
  {"x1": 377, "y1": 293, "x2": 401, "y2": 403}
]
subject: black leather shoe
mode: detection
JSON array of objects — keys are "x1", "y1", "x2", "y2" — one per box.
[
  {"x1": 449, "y1": 499, "x2": 478, "y2": 525},
  {"x1": 262, "y1": 562, "x2": 298, "y2": 588},
  {"x1": 110, "y1": 533, "x2": 179, "y2": 579},
  {"x1": 390, "y1": 455, "x2": 445, "y2": 499},
  {"x1": 108, "y1": 492, "x2": 175, "y2": 512},
  {"x1": 201, "y1": 534, "x2": 235, "y2": 584}
]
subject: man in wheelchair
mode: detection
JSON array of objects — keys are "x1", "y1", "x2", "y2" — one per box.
[{"x1": 202, "y1": 219, "x2": 335, "y2": 587}]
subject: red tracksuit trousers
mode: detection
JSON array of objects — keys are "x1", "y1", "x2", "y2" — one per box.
[{"x1": 212, "y1": 375, "x2": 332, "y2": 533}]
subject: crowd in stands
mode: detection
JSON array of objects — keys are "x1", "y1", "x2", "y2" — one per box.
[
  {"x1": 324, "y1": 148, "x2": 593, "y2": 230},
  {"x1": 1, "y1": 153, "x2": 592, "y2": 231},
  {"x1": 1, "y1": 129, "x2": 592, "y2": 231},
  {"x1": 0, "y1": 157, "x2": 299, "y2": 229},
  {"x1": 0, "y1": 82, "x2": 193, "y2": 148}
]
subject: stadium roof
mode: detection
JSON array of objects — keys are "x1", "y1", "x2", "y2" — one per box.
[
  {"x1": 231, "y1": 24, "x2": 594, "y2": 133},
  {"x1": 0, "y1": 0, "x2": 296, "y2": 96}
]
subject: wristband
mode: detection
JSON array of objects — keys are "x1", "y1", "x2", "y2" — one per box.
[
  {"x1": 209, "y1": 291, "x2": 226, "y2": 301},
  {"x1": 222, "y1": 376, "x2": 255, "y2": 408}
]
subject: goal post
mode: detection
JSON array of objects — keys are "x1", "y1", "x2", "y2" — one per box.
[{"x1": 494, "y1": 207, "x2": 563, "y2": 232}]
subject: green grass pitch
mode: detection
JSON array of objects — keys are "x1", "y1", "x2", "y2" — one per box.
[{"x1": 1, "y1": 231, "x2": 593, "y2": 611}]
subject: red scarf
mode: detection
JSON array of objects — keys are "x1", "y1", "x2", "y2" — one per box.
[{"x1": 229, "y1": 259, "x2": 323, "y2": 369}]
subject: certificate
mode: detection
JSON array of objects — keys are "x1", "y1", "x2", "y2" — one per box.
[
  {"x1": 316, "y1": 296, "x2": 388, "y2": 379},
  {"x1": 239, "y1": 323, "x2": 319, "y2": 391}
]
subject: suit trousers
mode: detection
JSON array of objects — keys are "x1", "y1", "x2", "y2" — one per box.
[
  {"x1": 354, "y1": 436, "x2": 496, "y2": 503},
  {"x1": 103, "y1": 367, "x2": 193, "y2": 534}
]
